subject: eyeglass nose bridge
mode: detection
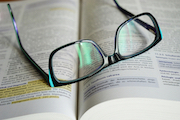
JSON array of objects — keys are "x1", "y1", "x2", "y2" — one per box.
[{"x1": 108, "y1": 53, "x2": 122, "y2": 65}]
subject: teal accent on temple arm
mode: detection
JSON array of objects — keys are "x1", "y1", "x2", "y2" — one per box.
[
  {"x1": 159, "y1": 27, "x2": 163, "y2": 39},
  {"x1": 49, "y1": 70, "x2": 55, "y2": 87}
]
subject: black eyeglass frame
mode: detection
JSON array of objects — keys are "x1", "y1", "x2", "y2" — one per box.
[{"x1": 7, "y1": 0, "x2": 162, "y2": 87}]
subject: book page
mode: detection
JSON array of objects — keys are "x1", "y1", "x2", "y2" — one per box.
[
  {"x1": 0, "y1": 0, "x2": 79, "y2": 119},
  {"x1": 78, "y1": 0, "x2": 180, "y2": 118}
]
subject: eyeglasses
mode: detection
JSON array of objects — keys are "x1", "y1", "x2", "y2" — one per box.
[{"x1": 7, "y1": 0, "x2": 162, "y2": 87}]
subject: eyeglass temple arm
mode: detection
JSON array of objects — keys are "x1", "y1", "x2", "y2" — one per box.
[
  {"x1": 114, "y1": 0, "x2": 156, "y2": 34},
  {"x1": 7, "y1": 4, "x2": 49, "y2": 83}
]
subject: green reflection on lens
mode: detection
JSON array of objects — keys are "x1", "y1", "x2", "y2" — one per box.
[
  {"x1": 119, "y1": 26, "x2": 126, "y2": 54},
  {"x1": 119, "y1": 21, "x2": 135, "y2": 55},
  {"x1": 76, "y1": 42, "x2": 92, "y2": 68},
  {"x1": 128, "y1": 22, "x2": 133, "y2": 49}
]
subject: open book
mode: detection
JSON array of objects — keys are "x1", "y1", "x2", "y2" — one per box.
[{"x1": 0, "y1": 0, "x2": 180, "y2": 119}]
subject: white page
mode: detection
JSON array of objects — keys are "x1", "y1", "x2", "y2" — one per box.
[
  {"x1": 78, "y1": 0, "x2": 180, "y2": 118},
  {"x1": 0, "y1": 0, "x2": 79, "y2": 119}
]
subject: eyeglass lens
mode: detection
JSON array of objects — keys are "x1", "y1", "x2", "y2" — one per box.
[
  {"x1": 118, "y1": 15, "x2": 155, "y2": 57},
  {"x1": 52, "y1": 42, "x2": 104, "y2": 81}
]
